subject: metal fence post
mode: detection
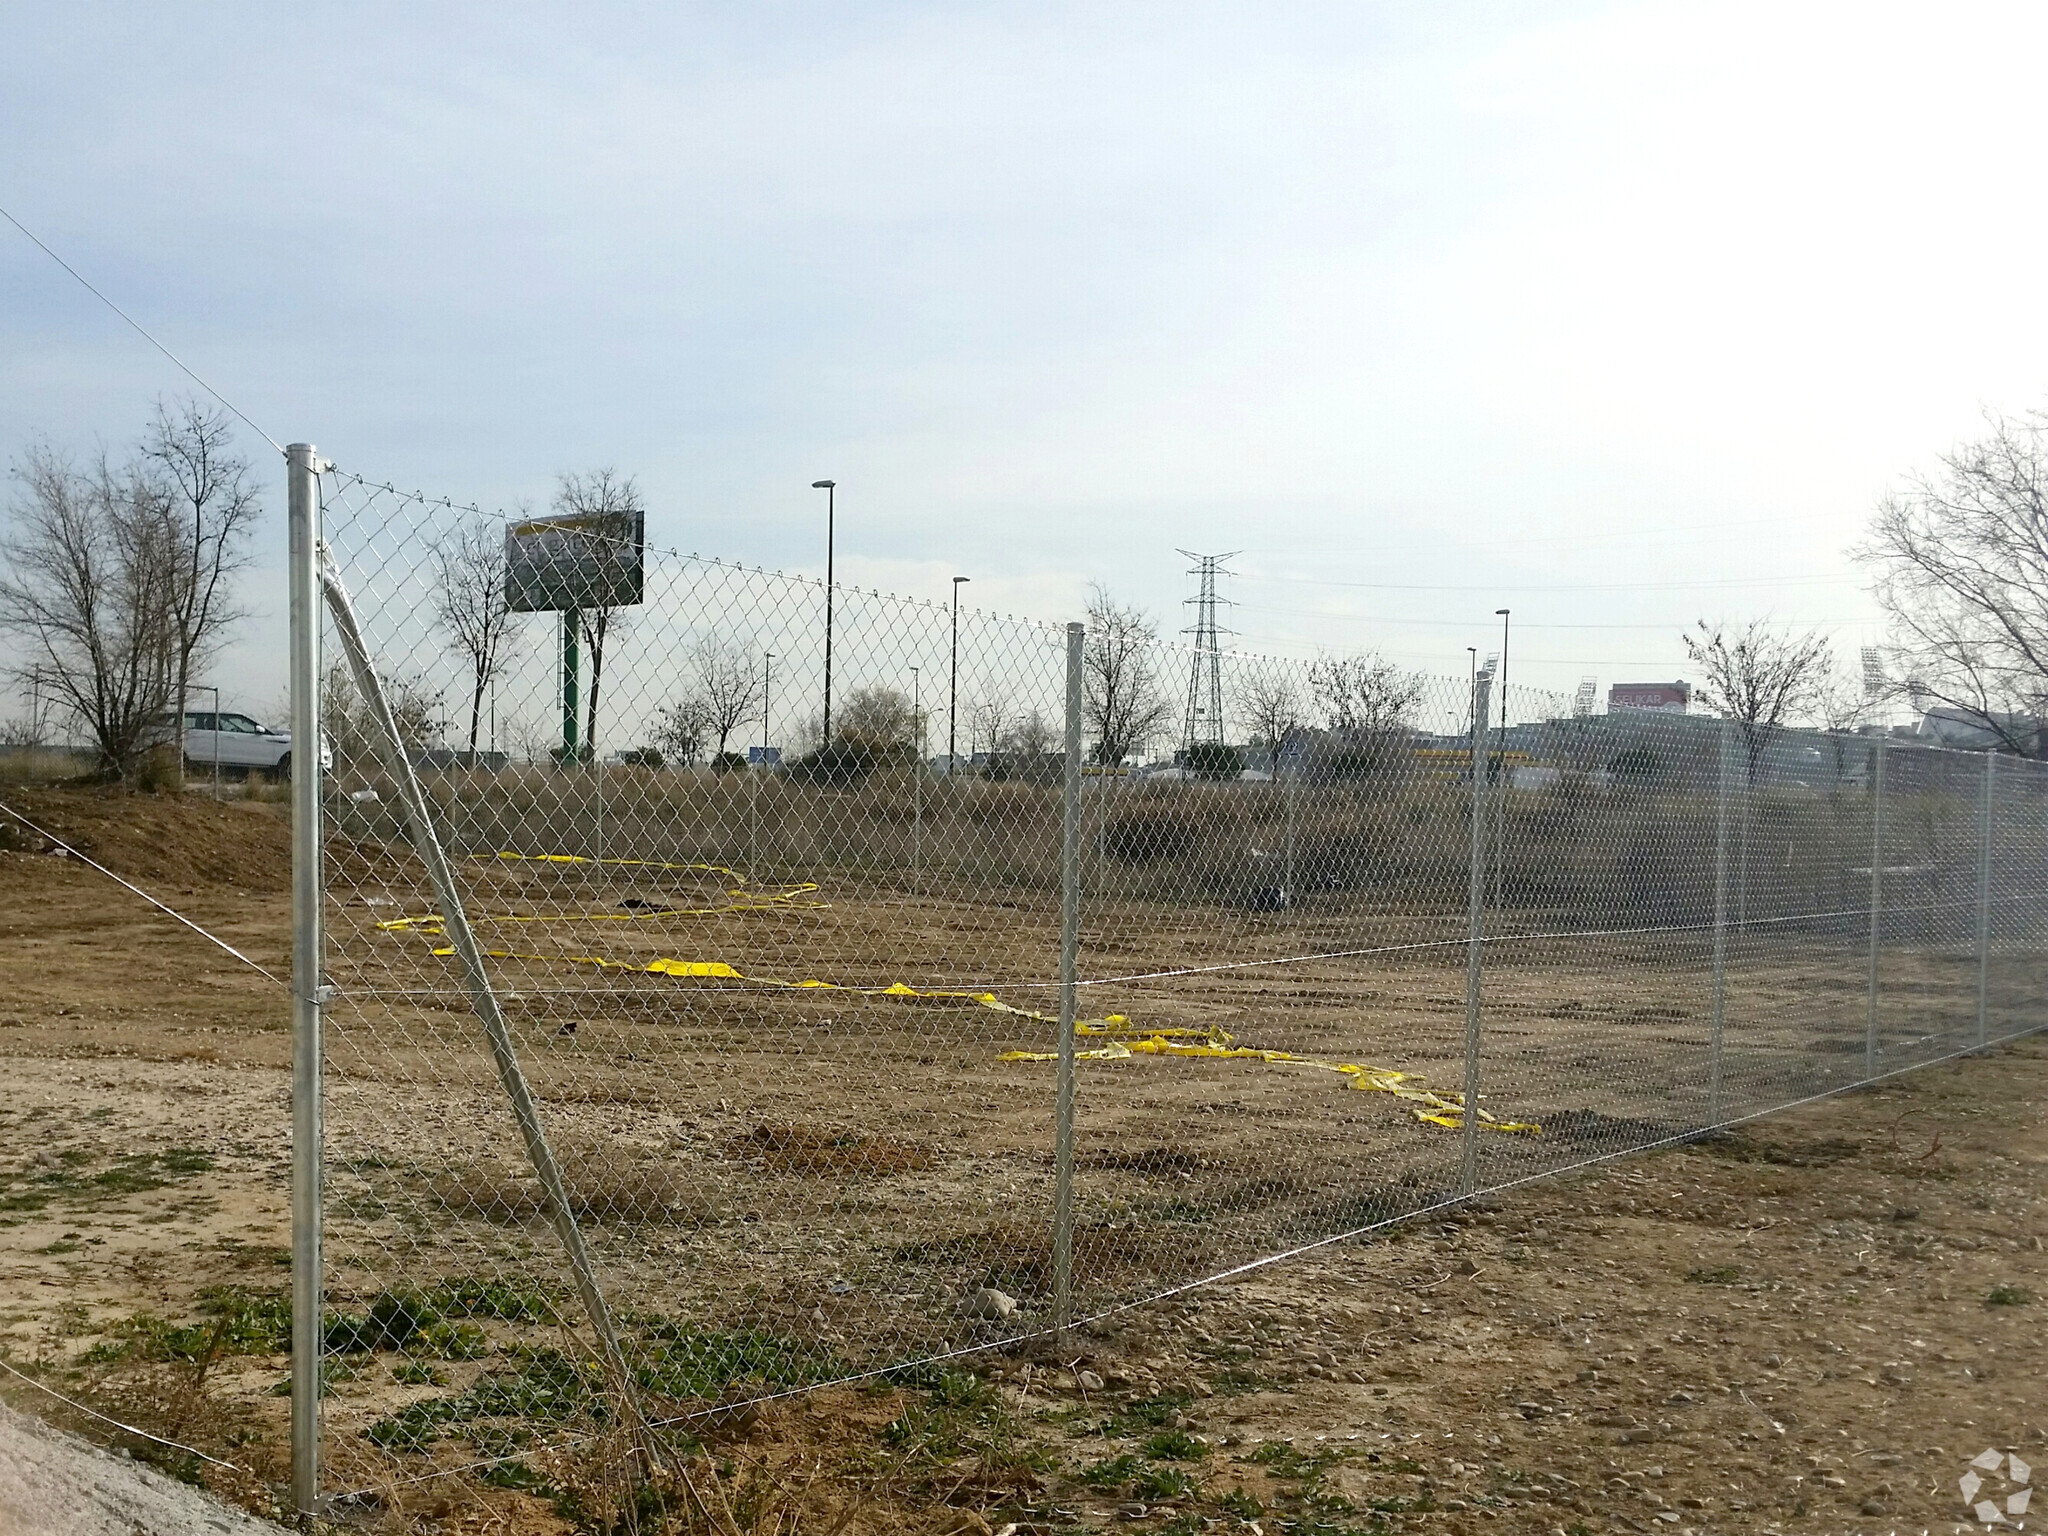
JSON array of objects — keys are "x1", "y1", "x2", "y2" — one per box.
[
  {"x1": 287, "y1": 444, "x2": 324, "y2": 1519},
  {"x1": 1978, "y1": 749, "x2": 1995, "y2": 1049},
  {"x1": 1709, "y1": 720, "x2": 1732, "y2": 1126},
  {"x1": 1865, "y1": 738, "x2": 1887, "y2": 1077},
  {"x1": 1461, "y1": 669, "x2": 1492, "y2": 1196},
  {"x1": 1054, "y1": 622, "x2": 1084, "y2": 1337},
  {"x1": 1283, "y1": 746, "x2": 1297, "y2": 914},
  {"x1": 317, "y1": 548, "x2": 655, "y2": 1465}
]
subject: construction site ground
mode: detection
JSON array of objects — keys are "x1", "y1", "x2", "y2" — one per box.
[{"x1": 0, "y1": 784, "x2": 2043, "y2": 1535}]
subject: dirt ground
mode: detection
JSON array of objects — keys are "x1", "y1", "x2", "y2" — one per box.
[{"x1": 2, "y1": 784, "x2": 2045, "y2": 1534}]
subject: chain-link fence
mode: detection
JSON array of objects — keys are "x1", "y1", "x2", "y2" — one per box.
[{"x1": 292, "y1": 460, "x2": 2048, "y2": 1512}]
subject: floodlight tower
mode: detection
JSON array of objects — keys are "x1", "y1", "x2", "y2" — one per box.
[{"x1": 1178, "y1": 550, "x2": 1238, "y2": 753}]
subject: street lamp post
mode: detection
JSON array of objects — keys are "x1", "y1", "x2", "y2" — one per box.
[
  {"x1": 910, "y1": 666, "x2": 922, "y2": 894},
  {"x1": 1465, "y1": 648, "x2": 1478, "y2": 776},
  {"x1": 812, "y1": 481, "x2": 836, "y2": 746},
  {"x1": 204, "y1": 684, "x2": 220, "y2": 799},
  {"x1": 1492, "y1": 609, "x2": 1510, "y2": 910},
  {"x1": 949, "y1": 576, "x2": 969, "y2": 775}
]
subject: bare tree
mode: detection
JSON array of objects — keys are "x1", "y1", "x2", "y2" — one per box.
[
  {"x1": 1682, "y1": 619, "x2": 1832, "y2": 782},
  {"x1": 322, "y1": 658, "x2": 444, "y2": 777},
  {"x1": 687, "y1": 634, "x2": 765, "y2": 761},
  {"x1": 430, "y1": 515, "x2": 517, "y2": 754},
  {"x1": 143, "y1": 400, "x2": 259, "y2": 783},
  {"x1": 1235, "y1": 662, "x2": 1304, "y2": 748},
  {"x1": 1684, "y1": 619, "x2": 1832, "y2": 930},
  {"x1": 649, "y1": 697, "x2": 709, "y2": 767},
  {"x1": 1858, "y1": 408, "x2": 2048, "y2": 754},
  {"x1": 1004, "y1": 707, "x2": 1057, "y2": 757},
  {"x1": 1813, "y1": 654, "x2": 1870, "y2": 788},
  {"x1": 1083, "y1": 584, "x2": 1172, "y2": 767},
  {"x1": 1308, "y1": 650, "x2": 1423, "y2": 734},
  {"x1": 0, "y1": 447, "x2": 179, "y2": 779},
  {"x1": 969, "y1": 689, "x2": 1010, "y2": 765},
  {"x1": 553, "y1": 468, "x2": 643, "y2": 759}
]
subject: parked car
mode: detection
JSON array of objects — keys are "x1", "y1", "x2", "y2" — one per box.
[{"x1": 172, "y1": 711, "x2": 321, "y2": 778}]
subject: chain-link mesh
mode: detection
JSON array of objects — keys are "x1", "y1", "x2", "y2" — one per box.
[{"x1": 306, "y1": 467, "x2": 2048, "y2": 1502}]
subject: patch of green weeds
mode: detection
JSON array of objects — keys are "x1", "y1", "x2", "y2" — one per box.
[
  {"x1": 1078, "y1": 1453, "x2": 1142, "y2": 1489},
  {"x1": 266, "y1": 1359, "x2": 359, "y2": 1396},
  {"x1": 91, "y1": 1149, "x2": 214, "y2": 1194},
  {"x1": 1143, "y1": 1429, "x2": 1208, "y2": 1461},
  {"x1": 1, "y1": 1149, "x2": 216, "y2": 1214},
  {"x1": 429, "y1": 1277, "x2": 561, "y2": 1324},
  {"x1": 1686, "y1": 1265, "x2": 1742, "y2": 1285},
  {"x1": 391, "y1": 1360, "x2": 446, "y2": 1386},
  {"x1": 421, "y1": 1321, "x2": 493, "y2": 1360},
  {"x1": 1988, "y1": 1285, "x2": 2034, "y2": 1306},
  {"x1": 87, "y1": 1286, "x2": 292, "y2": 1365},
  {"x1": 1250, "y1": 1440, "x2": 1340, "y2": 1480},
  {"x1": 467, "y1": 1424, "x2": 530, "y2": 1458},
  {"x1": 479, "y1": 1459, "x2": 548, "y2": 1491},
  {"x1": 1133, "y1": 1464, "x2": 1200, "y2": 1500},
  {"x1": 627, "y1": 1323, "x2": 840, "y2": 1399},
  {"x1": 1219, "y1": 1486, "x2": 1263, "y2": 1518},
  {"x1": 364, "y1": 1350, "x2": 604, "y2": 1452},
  {"x1": 325, "y1": 1286, "x2": 474, "y2": 1355}
]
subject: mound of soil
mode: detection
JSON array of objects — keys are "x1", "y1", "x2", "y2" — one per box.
[{"x1": 0, "y1": 787, "x2": 291, "y2": 894}]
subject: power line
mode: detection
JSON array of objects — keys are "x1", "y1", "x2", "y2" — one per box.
[
  {"x1": 1238, "y1": 570, "x2": 1861, "y2": 593},
  {"x1": 0, "y1": 202, "x2": 283, "y2": 455}
]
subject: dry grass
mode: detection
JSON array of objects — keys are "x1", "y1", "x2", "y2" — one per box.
[
  {"x1": 423, "y1": 1145, "x2": 724, "y2": 1227},
  {"x1": 902, "y1": 1218, "x2": 1186, "y2": 1297},
  {"x1": 726, "y1": 1121, "x2": 938, "y2": 1177}
]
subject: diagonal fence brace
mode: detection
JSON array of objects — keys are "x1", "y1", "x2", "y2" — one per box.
[{"x1": 316, "y1": 543, "x2": 659, "y2": 1467}]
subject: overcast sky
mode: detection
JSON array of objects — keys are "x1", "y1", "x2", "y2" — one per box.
[{"x1": 6, "y1": 1, "x2": 2048, "y2": 720}]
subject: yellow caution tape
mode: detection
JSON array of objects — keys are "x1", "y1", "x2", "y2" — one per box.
[
  {"x1": 400, "y1": 854, "x2": 1538, "y2": 1135},
  {"x1": 996, "y1": 1031, "x2": 1540, "y2": 1134},
  {"x1": 378, "y1": 852, "x2": 826, "y2": 933}
]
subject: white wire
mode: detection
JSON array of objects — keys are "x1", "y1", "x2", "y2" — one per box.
[
  {"x1": 0, "y1": 203, "x2": 283, "y2": 456},
  {"x1": 0, "y1": 798, "x2": 285, "y2": 986},
  {"x1": 0, "y1": 1355, "x2": 247, "y2": 1472}
]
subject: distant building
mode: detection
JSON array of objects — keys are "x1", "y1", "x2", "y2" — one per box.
[
  {"x1": 1608, "y1": 681, "x2": 1691, "y2": 713},
  {"x1": 1915, "y1": 706, "x2": 2043, "y2": 753}
]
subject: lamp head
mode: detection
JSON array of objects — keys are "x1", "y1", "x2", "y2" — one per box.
[
  {"x1": 812, "y1": 480, "x2": 835, "y2": 490},
  {"x1": 953, "y1": 575, "x2": 970, "y2": 585}
]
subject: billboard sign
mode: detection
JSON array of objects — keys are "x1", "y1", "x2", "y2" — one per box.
[
  {"x1": 506, "y1": 509, "x2": 645, "y2": 613},
  {"x1": 1608, "y1": 681, "x2": 1691, "y2": 713},
  {"x1": 747, "y1": 746, "x2": 782, "y2": 768}
]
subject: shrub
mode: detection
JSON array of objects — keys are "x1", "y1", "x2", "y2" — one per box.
[
  {"x1": 711, "y1": 751, "x2": 746, "y2": 774},
  {"x1": 1184, "y1": 743, "x2": 1244, "y2": 780},
  {"x1": 1105, "y1": 804, "x2": 1201, "y2": 863},
  {"x1": 788, "y1": 740, "x2": 878, "y2": 788}
]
